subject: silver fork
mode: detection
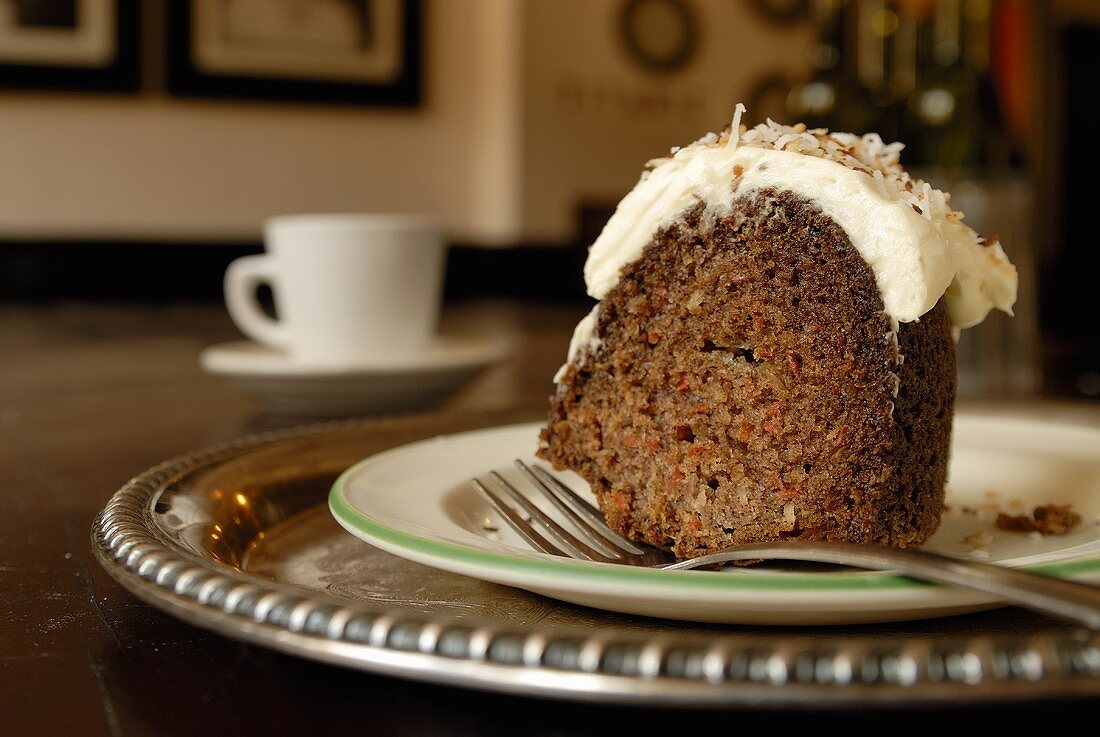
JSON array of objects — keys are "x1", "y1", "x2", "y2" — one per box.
[{"x1": 472, "y1": 459, "x2": 1100, "y2": 629}]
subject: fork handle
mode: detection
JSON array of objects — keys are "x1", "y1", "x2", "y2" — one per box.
[{"x1": 664, "y1": 541, "x2": 1100, "y2": 630}]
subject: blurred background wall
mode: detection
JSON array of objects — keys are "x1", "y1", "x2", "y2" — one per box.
[
  {"x1": 0, "y1": 0, "x2": 506, "y2": 242},
  {"x1": 0, "y1": 0, "x2": 1097, "y2": 401},
  {"x1": 0, "y1": 0, "x2": 811, "y2": 243}
]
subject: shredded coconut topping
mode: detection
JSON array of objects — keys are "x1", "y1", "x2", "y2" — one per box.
[
  {"x1": 661, "y1": 116, "x2": 973, "y2": 238},
  {"x1": 727, "y1": 102, "x2": 746, "y2": 148}
]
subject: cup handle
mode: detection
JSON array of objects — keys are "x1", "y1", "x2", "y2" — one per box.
[{"x1": 224, "y1": 255, "x2": 291, "y2": 349}]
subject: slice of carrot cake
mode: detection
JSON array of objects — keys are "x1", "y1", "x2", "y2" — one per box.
[{"x1": 539, "y1": 105, "x2": 1017, "y2": 559}]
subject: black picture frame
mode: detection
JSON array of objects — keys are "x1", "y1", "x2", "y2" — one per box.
[
  {"x1": 0, "y1": 0, "x2": 140, "y2": 92},
  {"x1": 167, "y1": 0, "x2": 421, "y2": 107}
]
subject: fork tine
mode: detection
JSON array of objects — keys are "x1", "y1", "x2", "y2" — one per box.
[
  {"x1": 513, "y1": 460, "x2": 622, "y2": 559},
  {"x1": 526, "y1": 463, "x2": 646, "y2": 555},
  {"x1": 471, "y1": 479, "x2": 564, "y2": 556},
  {"x1": 486, "y1": 472, "x2": 618, "y2": 563}
]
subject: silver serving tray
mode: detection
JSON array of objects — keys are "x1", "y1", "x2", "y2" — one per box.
[{"x1": 92, "y1": 410, "x2": 1100, "y2": 707}]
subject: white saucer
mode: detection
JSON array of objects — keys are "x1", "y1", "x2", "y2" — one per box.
[
  {"x1": 200, "y1": 336, "x2": 510, "y2": 417},
  {"x1": 330, "y1": 414, "x2": 1100, "y2": 625}
]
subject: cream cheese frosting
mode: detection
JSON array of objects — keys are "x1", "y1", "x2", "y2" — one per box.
[
  {"x1": 561, "y1": 105, "x2": 1017, "y2": 377},
  {"x1": 553, "y1": 305, "x2": 601, "y2": 384}
]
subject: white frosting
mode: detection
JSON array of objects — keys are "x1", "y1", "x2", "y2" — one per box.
[
  {"x1": 554, "y1": 305, "x2": 600, "y2": 383},
  {"x1": 560, "y1": 107, "x2": 1018, "y2": 377}
]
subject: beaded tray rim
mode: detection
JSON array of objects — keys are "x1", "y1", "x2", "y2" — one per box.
[{"x1": 91, "y1": 414, "x2": 1100, "y2": 707}]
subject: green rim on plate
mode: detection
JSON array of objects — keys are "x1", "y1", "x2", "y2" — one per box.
[{"x1": 329, "y1": 435, "x2": 1100, "y2": 593}]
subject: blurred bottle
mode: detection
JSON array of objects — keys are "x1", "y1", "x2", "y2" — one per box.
[
  {"x1": 903, "y1": 0, "x2": 1036, "y2": 397},
  {"x1": 906, "y1": 0, "x2": 972, "y2": 166},
  {"x1": 904, "y1": 0, "x2": 1016, "y2": 170},
  {"x1": 786, "y1": 0, "x2": 877, "y2": 133},
  {"x1": 856, "y1": 0, "x2": 904, "y2": 141},
  {"x1": 964, "y1": 0, "x2": 1018, "y2": 169}
]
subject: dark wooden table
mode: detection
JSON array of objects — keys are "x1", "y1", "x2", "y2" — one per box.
[{"x1": 3, "y1": 300, "x2": 1097, "y2": 734}]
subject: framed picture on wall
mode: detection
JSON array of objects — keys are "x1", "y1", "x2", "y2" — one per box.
[
  {"x1": 167, "y1": 0, "x2": 421, "y2": 106},
  {"x1": 0, "y1": 0, "x2": 140, "y2": 91}
]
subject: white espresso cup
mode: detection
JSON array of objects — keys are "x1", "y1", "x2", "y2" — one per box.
[{"x1": 225, "y1": 214, "x2": 446, "y2": 364}]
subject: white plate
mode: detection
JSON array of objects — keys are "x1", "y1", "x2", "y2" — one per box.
[
  {"x1": 200, "y1": 337, "x2": 510, "y2": 417},
  {"x1": 330, "y1": 414, "x2": 1100, "y2": 625}
]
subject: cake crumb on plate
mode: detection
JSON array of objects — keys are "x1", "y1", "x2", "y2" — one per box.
[{"x1": 995, "y1": 504, "x2": 1082, "y2": 536}]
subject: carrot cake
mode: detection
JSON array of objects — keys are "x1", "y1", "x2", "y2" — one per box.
[{"x1": 539, "y1": 105, "x2": 1018, "y2": 559}]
